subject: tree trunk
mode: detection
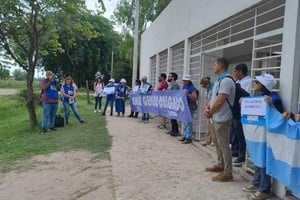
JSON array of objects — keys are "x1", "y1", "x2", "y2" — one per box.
[
  {"x1": 26, "y1": 66, "x2": 38, "y2": 128},
  {"x1": 86, "y1": 80, "x2": 90, "y2": 104}
]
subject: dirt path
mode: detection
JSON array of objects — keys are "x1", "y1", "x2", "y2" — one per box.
[
  {"x1": 108, "y1": 115, "x2": 255, "y2": 200},
  {"x1": 0, "y1": 88, "x2": 19, "y2": 95},
  {"x1": 0, "y1": 109, "x2": 283, "y2": 200}
]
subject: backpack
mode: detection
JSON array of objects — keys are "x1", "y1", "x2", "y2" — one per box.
[{"x1": 219, "y1": 76, "x2": 250, "y2": 119}]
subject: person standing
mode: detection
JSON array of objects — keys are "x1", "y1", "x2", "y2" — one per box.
[
  {"x1": 166, "y1": 72, "x2": 180, "y2": 136},
  {"x1": 140, "y1": 76, "x2": 152, "y2": 123},
  {"x1": 128, "y1": 79, "x2": 141, "y2": 118},
  {"x1": 93, "y1": 77, "x2": 104, "y2": 113},
  {"x1": 157, "y1": 73, "x2": 169, "y2": 129},
  {"x1": 200, "y1": 76, "x2": 214, "y2": 146},
  {"x1": 61, "y1": 76, "x2": 85, "y2": 124},
  {"x1": 242, "y1": 73, "x2": 283, "y2": 200},
  {"x1": 115, "y1": 78, "x2": 129, "y2": 117},
  {"x1": 231, "y1": 63, "x2": 251, "y2": 166},
  {"x1": 204, "y1": 57, "x2": 235, "y2": 182},
  {"x1": 179, "y1": 74, "x2": 199, "y2": 144},
  {"x1": 102, "y1": 79, "x2": 116, "y2": 116},
  {"x1": 40, "y1": 71, "x2": 59, "y2": 133}
]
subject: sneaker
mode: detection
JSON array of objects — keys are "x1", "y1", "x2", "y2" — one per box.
[
  {"x1": 94, "y1": 110, "x2": 97, "y2": 113},
  {"x1": 210, "y1": 142, "x2": 215, "y2": 147},
  {"x1": 205, "y1": 165, "x2": 224, "y2": 172},
  {"x1": 101, "y1": 113, "x2": 105, "y2": 116},
  {"x1": 42, "y1": 128, "x2": 47, "y2": 133},
  {"x1": 200, "y1": 141, "x2": 211, "y2": 146},
  {"x1": 251, "y1": 191, "x2": 271, "y2": 200},
  {"x1": 179, "y1": 137, "x2": 186, "y2": 141},
  {"x1": 157, "y1": 124, "x2": 166, "y2": 129},
  {"x1": 242, "y1": 184, "x2": 258, "y2": 193},
  {"x1": 143, "y1": 120, "x2": 148, "y2": 124},
  {"x1": 49, "y1": 127, "x2": 57, "y2": 131},
  {"x1": 182, "y1": 139, "x2": 192, "y2": 144},
  {"x1": 212, "y1": 173, "x2": 233, "y2": 182},
  {"x1": 233, "y1": 158, "x2": 245, "y2": 167},
  {"x1": 80, "y1": 120, "x2": 85, "y2": 124},
  {"x1": 170, "y1": 132, "x2": 179, "y2": 137}
]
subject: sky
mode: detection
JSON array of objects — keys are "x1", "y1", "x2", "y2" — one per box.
[
  {"x1": 6, "y1": 0, "x2": 119, "y2": 77},
  {"x1": 85, "y1": 0, "x2": 119, "y2": 19}
]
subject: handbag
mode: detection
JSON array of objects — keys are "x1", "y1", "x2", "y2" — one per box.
[{"x1": 55, "y1": 114, "x2": 64, "y2": 127}]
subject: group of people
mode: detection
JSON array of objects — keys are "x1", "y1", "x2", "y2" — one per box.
[
  {"x1": 201, "y1": 57, "x2": 283, "y2": 200},
  {"x1": 40, "y1": 71, "x2": 85, "y2": 133},
  {"x1": 41, "y1": 56, "x2": 287, "y2": 199},
  {"x1": 93, "y1": 77, "x2": 129, "y2": 117}
]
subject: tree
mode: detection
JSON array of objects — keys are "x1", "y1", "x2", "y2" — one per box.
[
  {"x1": 113, "y1": 0, "x2": 172, "y2": 33},
  {"x1": 13, "y1": 69, "x2": 27, "y2": 81},
  {"x1": 0, "y1": 67, "x2": 10, "y2": 80},
  {"x1": 0, "y1": 0, "x2": 89, "y2": 127}
]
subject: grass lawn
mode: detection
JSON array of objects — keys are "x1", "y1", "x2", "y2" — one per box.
[{"x1": 0, "y1": 92, "x2": 111, "y2": 173}]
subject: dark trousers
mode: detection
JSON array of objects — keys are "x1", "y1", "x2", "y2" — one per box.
[
  {"x1": 230, "y1": 118, "x2": 246, "y2": 160},
  {"x1": 170, "y1": 119, "x2": 179, "y2": 133}
]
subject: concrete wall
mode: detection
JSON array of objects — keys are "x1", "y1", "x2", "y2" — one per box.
[{"x1": 140, "y1": 0, "x2": 262, "y2": 78}]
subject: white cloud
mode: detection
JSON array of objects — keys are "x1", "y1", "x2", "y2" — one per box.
[{"x1": 85, "y1": 0, "x2": 119, "y2": 19}]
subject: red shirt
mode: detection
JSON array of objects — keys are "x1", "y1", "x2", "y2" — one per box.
[{"x1": 157, "y1": 80, "x2": 168, "y2": 91}]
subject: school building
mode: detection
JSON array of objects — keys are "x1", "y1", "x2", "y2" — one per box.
[{"x1": 140, "y1": 0, "x2": 300, "y2": 198}]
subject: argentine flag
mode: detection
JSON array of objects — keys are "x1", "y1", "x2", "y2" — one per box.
[
  {"x1": 242, "y1": 96, "x2": 267, "y2": 168},
  {"x1": 266, "y1": 105, "x2": 300, "y2": 198}
]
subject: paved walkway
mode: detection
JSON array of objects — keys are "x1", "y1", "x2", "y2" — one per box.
[{"x1": 107, "y1": 114, "x2": 282, "y2": 200}]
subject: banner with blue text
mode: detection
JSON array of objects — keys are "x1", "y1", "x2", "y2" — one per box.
[{"x1": 129, "y1": 90, "x2": 192, "y2": 122}]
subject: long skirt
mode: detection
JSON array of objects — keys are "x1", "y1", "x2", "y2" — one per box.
[{"x1": 115, "y1": 98, "x2": 125, "y2": 113}]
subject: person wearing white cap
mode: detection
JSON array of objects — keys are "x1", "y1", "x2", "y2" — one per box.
[
  {"x1": 243, "y1": 73, "x2": 283, "y2": 200},
  {"x1": 102, "y1": 78, "x2": 116, "y2": 116},
  {"x1": 115, "y1": 78, "x2": 129, "y2": 117},
  {"x1": 140, "y1": 76, "x2": 152, "y2": 123},
  {"x1": 179, "y1": 74, "x2": 199, "y2": 144}
]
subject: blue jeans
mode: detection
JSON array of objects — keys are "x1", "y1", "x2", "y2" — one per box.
[
  {"x1": 103, "y1": 98, "x2": 114, "y2": 115},
  {"x1": 183, "y1": 110, "x2": 195, "y2": 139},
  {"x1": 252, "y1": 166, "x2": 271, "y2": 193},
  {"x1": 42, "y1": 103, "x2": 58, "y2": 129},
  {"x1": 63, "y1": 101, "x2": 82, "y2": 123}
]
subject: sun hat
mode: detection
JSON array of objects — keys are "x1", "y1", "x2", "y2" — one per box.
[
  {"x1": 182, "y1": 74, "x2": 191, "y2": 81},
  {"x1": 120, "y1": 78, "x2": 126, "y2": 83},
  {"x1": 109, "y1": 78, "x2": 115, "y2": 82},
  {"x1": 255, "y1": 73, "x2": 276, "y2": 92}
]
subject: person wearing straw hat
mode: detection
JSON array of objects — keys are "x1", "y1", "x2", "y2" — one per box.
[{"x1": 115, "y1": 78, "x2": 129, "y2": 117}]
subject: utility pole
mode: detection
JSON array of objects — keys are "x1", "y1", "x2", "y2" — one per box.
[
  {"x1": 111, "y1": 50, "x2": 114, "y2": 77},
  {"x1": 132, "y1": 0, "x2": 140, "y2": 87}
]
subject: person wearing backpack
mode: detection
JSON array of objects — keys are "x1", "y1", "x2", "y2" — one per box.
[
  {"x1": 231, "y1": 64, "x2": 251, "y2": 167},
  {"x1": 204, "y1": 57, "x2": 235, "y2": 182}
]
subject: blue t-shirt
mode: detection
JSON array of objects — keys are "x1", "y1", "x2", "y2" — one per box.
[
  {"x1": 62, "y1": 85, "x2": 75, "y2": 103},
  {"x1": 44, "y1": 79, "x2": 59, "y2": 99},
  {"x1": 116, "y1": 84, "x2": 127, "y2": 98}
]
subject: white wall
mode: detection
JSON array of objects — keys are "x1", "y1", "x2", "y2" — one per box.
[{"x1": 140, "y1": 0, "x2": 262, "y2": 78}]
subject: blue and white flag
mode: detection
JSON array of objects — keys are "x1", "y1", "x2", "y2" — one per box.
[
  {"x1": 241, "y1": 96, "x2": 267, "y2": 167},
  {"x1": 266, "y1": 105, "x2": 300, "y2": 198},
  {"x1": 129, "y1": 90, "x2": 193, "y2": 122}
]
